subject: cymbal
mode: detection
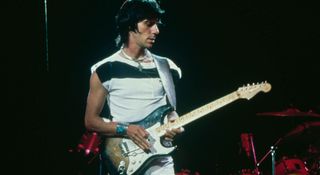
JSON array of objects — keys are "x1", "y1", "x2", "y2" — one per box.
[
  {"x1": 279, "y1": 121, "x2": 320, "y2": 152},
  {"x1": 284, "y1": 121, "x2": 320, "y2": 138},
  {"x1": 256, "y1": 108, "x2": 320, "y2": 118}
]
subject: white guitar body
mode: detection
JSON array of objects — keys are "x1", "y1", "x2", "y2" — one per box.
[
  {"x1": 117, "y1": 123, "x2": 175, "y2": 174},
  {"x1": 103, "y1": 105, "x2": 176, "y2": 175}
]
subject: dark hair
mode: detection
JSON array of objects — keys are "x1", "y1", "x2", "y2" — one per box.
[{"x1": 115, "y1": 0, "x2": 165, "y2": 47}]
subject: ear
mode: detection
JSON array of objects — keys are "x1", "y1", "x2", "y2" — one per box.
[{"x1": 131, "y1": 23, "x2": 140, "y2": 33}]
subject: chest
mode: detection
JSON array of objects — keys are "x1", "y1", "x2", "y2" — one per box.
[{"x1": 109, "y1": 77, "x2": 164, "y2": 98}]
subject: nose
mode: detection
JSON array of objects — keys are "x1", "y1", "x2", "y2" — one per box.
[{"x1": 151, "y1": 24, "x2": 160, "y2": 35}]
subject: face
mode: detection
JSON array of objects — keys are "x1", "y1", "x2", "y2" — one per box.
[{"x1": 129, "y1": 18, "x2": 160, "y2": 49}]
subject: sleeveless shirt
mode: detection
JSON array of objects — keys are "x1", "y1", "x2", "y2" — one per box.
[{"x1": 91, "y1": 49, "x2": 181, "y2": 123}]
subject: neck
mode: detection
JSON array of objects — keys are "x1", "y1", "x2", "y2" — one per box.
[{"x1": 122, "y1": 44, "x2": 146, "y2": 60}]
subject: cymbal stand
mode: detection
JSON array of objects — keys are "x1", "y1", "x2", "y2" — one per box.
[
  {"x1": 270, "y1": 146, "x2": 276, "y2": 175},
  {"x1": 257, "y1": 138, "x2": 282, "y2": 175},
  {"x1": 249, "y1": 134, "x2": 260, "y2": 174}
]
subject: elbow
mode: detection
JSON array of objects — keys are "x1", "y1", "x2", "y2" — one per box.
[{"x1": 84, "y1": 116, "x2": 95, "y2": 131}]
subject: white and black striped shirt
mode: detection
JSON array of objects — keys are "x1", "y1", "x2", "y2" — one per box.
[{"x1": 91, "y1": 49, "x2": 181, "y2": 123}]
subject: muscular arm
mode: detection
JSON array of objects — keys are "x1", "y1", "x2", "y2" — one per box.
[
  {"x1": 84, "y1": 72, "x2": 150, "y2": 149},
  {"x1": 84, "y1": 72, "x2": 116, "y2": 135}
]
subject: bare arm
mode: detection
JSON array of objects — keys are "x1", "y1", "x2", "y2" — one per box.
[
  {"x1": 84, "y1": 72, "x2": 116, "y2": 135},
  {"x1": 84, "y1": 72, "x2": 150, "y2": 149}
]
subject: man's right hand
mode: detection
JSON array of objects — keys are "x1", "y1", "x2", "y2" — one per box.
[{"x1": 126, "y1": 125, "x2": 151, "y2": 151}]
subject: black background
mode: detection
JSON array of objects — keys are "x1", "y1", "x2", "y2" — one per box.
[{"x1": 4, "y1": 0, "x2": 319, "y2": 174}]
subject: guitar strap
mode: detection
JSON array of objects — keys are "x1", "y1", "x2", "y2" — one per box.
[{"x1": 153, "y1": 55, "x2": 177, "y2": 110}]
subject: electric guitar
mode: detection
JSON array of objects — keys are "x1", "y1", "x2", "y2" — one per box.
[{"x1": 102, "y1": 82, "x2": 272, "y2": 175}]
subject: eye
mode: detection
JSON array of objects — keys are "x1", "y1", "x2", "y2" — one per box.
[
  {"x1": 143, "y1": 19, "x2": 160, "y2": 27},
  {"x1": 145, "y1": 20, "x2": 156, "y2": 27}
]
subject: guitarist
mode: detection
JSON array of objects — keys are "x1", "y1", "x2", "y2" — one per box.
[{"x1": 84, "y1": 0, "x2": 184, "y2": 174}]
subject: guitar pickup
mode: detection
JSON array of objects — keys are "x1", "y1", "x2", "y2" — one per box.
[{"x1": 119, "y1": 141, "x2": 129, "y2": 156}]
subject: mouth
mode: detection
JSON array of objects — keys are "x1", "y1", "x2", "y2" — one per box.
[{"x1": 147, "y1": 37, "x2": 156, "y2": 43}]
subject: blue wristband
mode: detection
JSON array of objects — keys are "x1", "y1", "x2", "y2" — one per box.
[{"x1": 116, "y1": 123, "x2": 128, "y2": 135}]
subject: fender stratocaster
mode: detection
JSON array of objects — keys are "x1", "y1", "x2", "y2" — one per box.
[{"x1": 103, "y1": 82, "x2": 271, "y2": 175}]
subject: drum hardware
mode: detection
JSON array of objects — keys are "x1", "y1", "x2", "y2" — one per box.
[
  {"x1": 302, "y1": 144, "x2": 320, "y2": 175},
  {"x1": 275, "y1": 157, "x2": 309, "y2": 175},
  {"x1": 275, "y1": 121, "x2": 320, "y2": 175},
  {"x1": 240, "y1": 133, "x2": 261, "y2": 175},
  {"x1": 256, "y1": 107, "x2": 320, "y2": 118},
  {"x1": 68, "y1": 131, "x2": 102, "y2": 164},
  {"x1": 254, "y1": 117, "x2": 320, "y2": 175},
  {"x1": 257, "y1": 138, "x2": 282, "y2": 175},
  {"x1": 256, "y1": 107, "x2": 320, "y2": 174}
]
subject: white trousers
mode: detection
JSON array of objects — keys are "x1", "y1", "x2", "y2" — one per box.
[{"x1": 143, "y1": 156, "x2": 175, "y2": 175}]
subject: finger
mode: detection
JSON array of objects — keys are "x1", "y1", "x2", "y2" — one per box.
[
  {"x1": 134, "y1": 133, "x2": 151, "y2": 149},
  {"x1": 132, "y1": 138, "x2": 147, "y2": 150},
  {"x1": 137, "y1": 127, "x2": 149, "y2": 138},
  {"x1": 165, "y1": 129, "x2": 176, "y2": 138},
  {"x1": 164, "y1": 137, "x2": 173, "y2": 142},
  {"x1": 169, "y1": 119, "x2": 176, "y2": 123},
  {"x1": 132, "y1": 135, "x2": 150, "y2": 150},
  {"x1": 179, "y1": 127, "x2": 185, "y2": 132},
  {"x1": 173, "y1": 127, "x2": 184, "y2": 133},
  {"x1": 134, "y1": 128, "x2": 149, "y2": 144},
  {"x1": 140, "y1": 138, "x2": 151, "y2": 149}
]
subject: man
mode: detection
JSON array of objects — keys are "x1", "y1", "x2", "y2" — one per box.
[{"x1": 84, "y1": 0, "x2": 184, "y2": 174}]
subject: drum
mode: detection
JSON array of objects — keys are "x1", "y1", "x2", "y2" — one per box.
[
  {"x1": 239, "y1": 169, "x2": 259, "y2": 175},
  {"x1": 275, "y1": 157, "x2": 309, "y2": 175}
]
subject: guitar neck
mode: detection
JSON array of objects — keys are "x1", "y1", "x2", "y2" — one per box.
[{"x1": 156, "y1": 91, "x2": 240, "y2": 136}]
